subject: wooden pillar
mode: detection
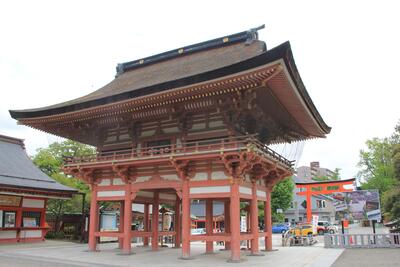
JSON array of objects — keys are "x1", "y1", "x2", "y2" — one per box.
[
  {"x1": 88, "y1": 184, "x2": 98, "y2": 252},
  {"x1": 206, "y1": 199, "x2": 214, "y2": 253},
  {"x1": 40, "y1": 199, "x2": 47, "y2": 240},
  {"x1": 118, "y1": 201, "x2": 124, "y2": 249},
  {"x1": 250, "y1": 183, "x2": 260, "y2": 255},
  {"x1": 229, "y1": 180, "x2": 241, "y2": 262},
  {"x1": 152, "y1": 192, "x2": 159, "y2": 251},
  {"x1": 121, "y1": 184, "x2": 132, "y2": 254},
  {"x1": 181, "y1": 178, "x2": 191, "y2": 259},
  {"x1": 174, "y1": 199, "x2": 181, "y2": 248},
  {"x1": 224, "y1": 200, "x2": 231, "y2": 250},
  {"x1": 143, "y1": 203, "x2": 150, "y2": 246},
  {"x1": 264, "y1": 188, "x2": 272, "y2": 251}
]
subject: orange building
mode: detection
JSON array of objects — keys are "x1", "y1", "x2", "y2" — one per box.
[{"x1": 10, "y1": 27, "x2": 330, "y2": 261}]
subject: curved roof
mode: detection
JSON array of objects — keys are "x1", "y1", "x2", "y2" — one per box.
[
  {"x1": 0, "y1": 134, "x2": 76, "y2": 195},
  {"x1": 9, "y1": 28, "x2": 331, "y2": 136}
]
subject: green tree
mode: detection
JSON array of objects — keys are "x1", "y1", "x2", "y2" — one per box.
[
  {"x1": 32, "y1": 140, "x2": 95, "y2": 232},
  {"x1": 358, "y1": 120, "x2": 400, "y2": 221},
  {"x1": 271, "y1": 178, "x2": 294, "y2": 222},
  {"x1": 358, "y1": 137, "x2": 396, "y2": 194}
]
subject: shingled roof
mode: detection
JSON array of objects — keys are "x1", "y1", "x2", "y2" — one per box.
[
  {"x1": 0, "y1": 134, "x2": 76, "y2": 196},
  {"x1": 9, "y1": 26, "x2": 331, "y2": 138}
]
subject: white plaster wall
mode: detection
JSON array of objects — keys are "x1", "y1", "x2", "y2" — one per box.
[
  {"x1": 211, "y1": 171, "x2": 226, "y2": 180},
  {"x1": 22, "y1": 198, "x2": 45, "y2": 208},
  {"x1": 98, "y1": 179, "x2": 111, "y2": 186},
  {"x1": 97, "y1": 191, "x2": 125, "y2": 197},
  {"x1": 113, "y1": 178, "x2": 125, "y2": 185},
  {"x1": 190, "y1": 186, "x2": 230, "y2": 194},
  {"x1": 192, "y1": 172, "x2": 208, "y2": 181},
  {"x1": 239, "y1": 186, "x2": 252, "y2": 195},
  {"x1": 0, "y1": 231, "x2": 17, "y2": 239},
  {"x1": 20, "y1": 230, "x2": 42, "y2": 238}
]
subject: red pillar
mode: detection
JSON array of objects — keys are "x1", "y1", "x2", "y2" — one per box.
[
  {"x1": 174, "y1": 199, "x2": 181, "y2": 248},
  {"x1": 152, "y1": 192, "x2": 159, "y2": 251},
  {"x1": 264, "y1": 189, "x2": 272, "y2": 251},
  {"x1": 118, "y1": 201, "x2": 124, "y2": 249},
  {"x1": 224, "y1": 200, "x2": 231, "y2": 250},
  {"x1": 143, "y1": 203, "x2": 150, "y2": 246},
  {"x1": 306, "y1": 187, "x2": 312, "y2": 223},
  {"x1": 206, "y1": 199, "x2": 214, "y2": 253},
  {"x1": 250, "y1": 183, "x2": 261, "y2": 255},
  {"x1": 88, "y1": 184, "x2": 98, "y2": 251},
  {"x1": 121, "y1": 184, "x2": 132, "y2": 254},
  {"x1": 229, "y1": 180, "x2": 241, "y2": 262},
  {"x1": 181, "y1": 178, "x2": 191, "y2": 259}
]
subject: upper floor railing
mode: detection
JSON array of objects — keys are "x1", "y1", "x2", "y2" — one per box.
[{"x1": 63, "y1": 135, "x2": 294, "y2": 168}]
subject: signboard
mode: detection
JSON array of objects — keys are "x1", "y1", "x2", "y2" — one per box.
[
  {"x1": 240, "y1": 216, "x2": 247, "y2": 232},
  {"x1": 0, "y1": 195, "x2": 22, "y2": 207},
  {"x1": 23, "y1": 217, "x2": 37, "y2": 227},
  {"x1": 332, "y1": 190, "x2": 381, "y2": 221}
]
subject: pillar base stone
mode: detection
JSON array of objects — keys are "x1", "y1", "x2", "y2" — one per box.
[
  {"x1": 227, "y1": 258, "x2": 245, "y2": 263},
  {"x1": 179, "y1": 256, "x2": 195, "y2": 260},
  {"x1": 261, "y1": 248, "x2": 278, "y2": 252},
  {"x1": 117, "y1": 251, "x2": 135, "y2": 256},
  {"x1": 248, "y1": 252, "x2": 265, "y2": 256}
]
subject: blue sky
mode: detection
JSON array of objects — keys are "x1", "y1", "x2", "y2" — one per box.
[{"x1": 1, "y1": 0, "x2": 399, "y2": 179}]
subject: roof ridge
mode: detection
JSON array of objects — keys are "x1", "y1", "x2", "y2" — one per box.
[{"x1": 115, "y1": 25, "x2": 265, "y2": 76}]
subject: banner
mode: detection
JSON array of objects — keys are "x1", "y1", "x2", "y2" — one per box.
[{"x1": 332, "y1": 190, "x2": 381, "y2": 221}]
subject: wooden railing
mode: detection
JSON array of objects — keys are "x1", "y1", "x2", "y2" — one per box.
[
  {"x1": 324, "y1": 233, "x2": 400, "y2": 248},
  {"x1": 63, "y1": 135, "x2": 293, "y2": 168}
]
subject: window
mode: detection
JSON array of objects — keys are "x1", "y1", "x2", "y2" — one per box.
[
  {"x1": 290, "y1": 202, "x2": 294, "y2": 209},
  {"x1": 22, "y1": 211, "x2": 41, "y2": 227},
  {"x1": 284, "y1": 218, "x2": 289, "y2": 223},
  {"x1": 299, "y1": 217, "x2": 303, "y2": 222},
  {"x1": 317, "y1": 200, "x2": 326, "y2": 208},
  {"x1": 2, "y1": 211, "x2": 16, "y2": 228}
]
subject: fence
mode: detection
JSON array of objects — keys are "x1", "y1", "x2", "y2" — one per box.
[{"x1": 324, "y1": 233, "x2": 400, "y2": 248}]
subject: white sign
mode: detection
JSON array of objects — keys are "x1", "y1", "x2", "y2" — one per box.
[
  {"x1": 240, "y1": 216, "x2": 247, "y2": 232},
  {"x1": 276, "y1": 209, "x2": 283, "y2": 213}
]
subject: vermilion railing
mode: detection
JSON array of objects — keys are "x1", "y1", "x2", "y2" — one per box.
[{"x1": 63, "y1": 135, "x2": 293, "y2": 168}]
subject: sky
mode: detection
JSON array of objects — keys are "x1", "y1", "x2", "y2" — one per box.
[{"x1": 0, "y1": 1, "x2": 399, "y2": 180}]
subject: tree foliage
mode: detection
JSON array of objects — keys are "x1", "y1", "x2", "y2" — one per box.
[
  {"x1": 358, "y1": 120, "x2": 400, "y2": 220},
  {"x1": 271, "y1": 178, "x2": 294, "y2": 222},
  {"x1": 32, "y1": 140, "x2": 95, "y2": 231}
]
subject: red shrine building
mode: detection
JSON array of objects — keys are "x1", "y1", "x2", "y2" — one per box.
[
  {"x1": 10, "y1": 27, "x2": 330, "y2": 261},
  {"x1": 0, "y1": 134, "x2": 76, "y2": 243}
]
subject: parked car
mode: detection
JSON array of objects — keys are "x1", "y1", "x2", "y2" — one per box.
[
  {"x1": 317, "y1": 221, "x2": 338, "y2": 235},
  {"x1": 272, "y1": 224, "x2": 290, "y2": 233},
  {"x1": 191, "y1": 228, "x2": 206, "y2": 235},
  {"x1": 290, "y1": 223, "x2": 317, "y2": 236}
]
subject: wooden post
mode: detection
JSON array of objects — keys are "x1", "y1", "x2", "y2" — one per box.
[
  {"x1": 152, "y1": 192, "x2": 159, "y2": 251},
  {"x1": 118, "y1": 201, "x2": 124, "y2": 249},
  {"x1": 143, "y1": 203, "x2": 150, "y2": 246},
  {"x1": 229, "y1": 180, "x2": 241, "y2": 262},
  {"x1": 250, "y1": 183, "x2": 260, "y2": 255},
  {"x1": 206, "y1": 199, "x2": 214, "y2": 253},
  {"x1": 181, "y1": 178, "x2": 191, "y2": 259},
  {"x1": 121, "y1": 184, "x2": 132, "y2": 254},
  {"x1": 88, "y1": 184, "x2": 98, "y2": 251},
  {"x1": 224, "y1": 200, "x2": 231, "y2": 250},
  {"x1": 174, "y1": 199, "x2": 181, "y2": 248},
  {"x1": 264, "y1": 188, "x2": 272, "y2": 251}
]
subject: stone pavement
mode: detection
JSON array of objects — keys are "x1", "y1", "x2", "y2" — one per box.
[
  {"x1": 0, "y1": 237, "x2": 343, "y2": 267},
  {"x1": 332, "y1": 248, "x2": 400, "y2": 267}
]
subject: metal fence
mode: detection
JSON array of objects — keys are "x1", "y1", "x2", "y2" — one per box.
[{"x1": 324, "y1": 233, "x2": 400, "y2": 248}]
